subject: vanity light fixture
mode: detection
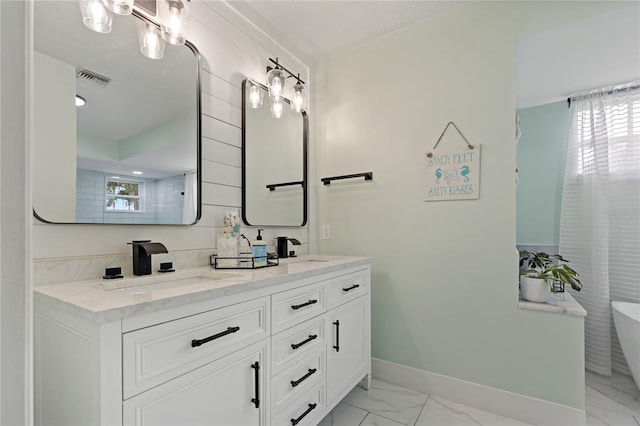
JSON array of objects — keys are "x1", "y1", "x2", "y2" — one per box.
[
  {"x1": 79, "y1": 0, "x2": 113, "y2": 33},
  {"x1": 247, "y1": 82, "x2": 264, "y2": 109},
  {"x1": 265, "y1": 57, "x2": 306, "y2": 114},
  {"x1": 158, "y1": 0, "x2": 191, "y2": 46},
  {"x1": 75, "y1": 95, "x2": 86, "y2": 107},
  {"x1": 103, "y1": 0, "x2": 135, "y2": 15},
  {"x1": 78, "y1": 0, "x2": 191, "y2": 60},
  {"x1": 137, "y1": 20, "x2": 166, "y2": 59}
]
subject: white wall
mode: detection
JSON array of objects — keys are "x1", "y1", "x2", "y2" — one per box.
[
  {"x1": 1, "y1": 1, "x2": 31, "y2": 424},
  {"x1": 316, "y1": 1, "x2": 584, "y2": 410},
  {"x1": 32, "y1": 1, "x2": 312, "y2": 262}
]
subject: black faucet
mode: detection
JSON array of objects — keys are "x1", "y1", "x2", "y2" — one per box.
[
  {"x1": 276, "y1": 237, "x2": 301, "y2": 258},
  {"x1": 128, "y1": 240, "x2": 168, "y2": 276}
]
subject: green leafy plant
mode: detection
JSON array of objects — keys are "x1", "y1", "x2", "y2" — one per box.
[{"x1": 519, "y1": 250, "x2": 582, "y2": 292}]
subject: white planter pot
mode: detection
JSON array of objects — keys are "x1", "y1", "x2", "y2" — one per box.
[{"x1": 520, "y1": 276, "x2": 551, "y2": 303}]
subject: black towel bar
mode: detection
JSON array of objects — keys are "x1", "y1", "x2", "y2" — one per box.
[
  {"x1": 321, "y1": 172, "x2": 372, "y2": 185},
  {"x1": 266, "y1": 181, "x2": 304, "y2": 191}
]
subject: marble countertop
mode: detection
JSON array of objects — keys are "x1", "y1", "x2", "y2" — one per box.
[
  {"x1": 34, "y1": 255, "x2": 370, "y2": 323},
  {"x1": 518, "y1": 290, "x2": 587, "y2": 317}
]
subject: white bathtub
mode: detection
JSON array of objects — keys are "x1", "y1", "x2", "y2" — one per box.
[{"x1": 612, "y1": 301, "x2": 640, "y2": 389}]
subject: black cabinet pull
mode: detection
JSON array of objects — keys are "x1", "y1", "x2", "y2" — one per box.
[
  {"x1": 291, "y1": 403, "x2": 317, "y2": 425},
  {"x1": 251, "y1": 361, "x2": 260, "y2": 409},
  {"x1": 342, "y1": 284, "x2": 360, "y2": 292},
  {"x1": 291, "y1": 299, "x2": 318, "y2": 310},
  {"x1": 333, "y1": 320, "x2": 340, "y2": 352},
  {"x1": 290, "y1": 368, "x2": 317, "y2": 388},
  {"x1": 191, "y1": 326, "x2": 240, "y2": 348},
  {"x1": 291, "y1": 334, "x2": 317, "y2": 350}
]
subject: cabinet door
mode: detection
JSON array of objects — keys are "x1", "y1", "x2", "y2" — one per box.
[
  {"x1": 325, "y1": 296, "x2": 367, "y2": 404},
  {"x1": 124, "y1": 340, "x2": 268, "y2": 426}
]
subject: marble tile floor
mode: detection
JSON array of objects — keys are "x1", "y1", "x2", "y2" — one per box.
[{"x1": 318, "y1": 372, "x2": 640, "y2": 426}]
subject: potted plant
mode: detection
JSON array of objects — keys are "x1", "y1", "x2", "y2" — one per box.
[{"x1": 518, "y1": 250, "x2": 582, "y2": 302}]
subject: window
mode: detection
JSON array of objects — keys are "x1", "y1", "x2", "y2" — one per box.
[
  {"x1": 105, "y1": 179, "x2": 144, "y2": 212},
  {"x1": 576, "y1": 98, "x2": 640, "y2": 176}
]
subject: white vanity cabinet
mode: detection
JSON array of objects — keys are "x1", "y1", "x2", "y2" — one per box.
[
  {"x1": 326, "y1": 296, "x2": 368, "y2": 404},
  {"x1": 123, "y1": 340, "x2": 268, "y2": 426},
  {"x1": 34, "y1": 259, "x2": 371, "y2": 426}
]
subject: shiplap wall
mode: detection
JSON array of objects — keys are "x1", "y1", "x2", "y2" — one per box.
[{"x1": 32, "y1": 1, "x2": 311, "y2": 261}]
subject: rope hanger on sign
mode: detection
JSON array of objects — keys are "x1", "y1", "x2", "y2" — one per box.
[{"x1": 426, "y1": 121, "x2": 474, "y2": 158}]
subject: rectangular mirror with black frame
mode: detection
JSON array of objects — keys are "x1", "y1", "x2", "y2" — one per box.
[
  {"x1": 32, "y1": 0, "x2": 201, "y2": 225},
  {"x1": 242, "y1": 78, "x2": 307, "y2": 227}
]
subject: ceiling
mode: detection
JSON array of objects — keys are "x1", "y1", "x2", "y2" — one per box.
[
  {"x1": 235, "y1": 0, "x2": 640, "y2": 108},
  {"x1": 232, "y1": 0, "x2": 461, "y2": 60}
]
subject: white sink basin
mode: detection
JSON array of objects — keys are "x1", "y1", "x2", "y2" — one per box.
[{"x1": 99, "y1": 270, "x2": 240, "y2": 295}]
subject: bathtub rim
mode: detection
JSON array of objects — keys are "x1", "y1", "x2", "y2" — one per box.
[{"x1": 611, "y1": 301, "x2": 640, "y2": 321}]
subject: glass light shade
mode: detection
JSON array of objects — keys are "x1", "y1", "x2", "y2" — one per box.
[
  {"x1": 266, "y1": 68, "x2": 286, "y2": 100},
  {"x1": 79, "y1": 0, "x2": 113, "y2": 33},
  {"x1": 137, "y1": 21, "x2": 166, "y2": 59},
  {"x1": 247, "y1": 84, "x2": 263, "y2": 109},
  {"x1": 290, "y1": 82, "x2": 305, "y2": 112},
  {"x1": 270, "y1": 99, "x2": 283, "y2": 119},
  {"x1": 159, "y1": 0, "x2": 190, "y2": 46},
  {"x1": 102, "y1": 0, "x2": 134, "y2": 15}
]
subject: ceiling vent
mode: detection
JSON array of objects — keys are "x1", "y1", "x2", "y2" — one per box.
[{"x1": 76, "y1": 68, "x2": 111, "y2": 87}]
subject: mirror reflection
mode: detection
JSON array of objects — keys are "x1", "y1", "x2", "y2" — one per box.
[
  {"x1": 242, "y1": 79, "x2": 307, "y2": 227},
  {"x1": 32, "y1": 1, "x2": 201, "y2": 225}
]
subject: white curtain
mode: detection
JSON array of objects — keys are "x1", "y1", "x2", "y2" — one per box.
[
  {"x1": 560, "y1": 82, "x2": 640, "y2": 376},
  {"x1": 183, "y1": 172, "x2": 197, "y2": 224}
]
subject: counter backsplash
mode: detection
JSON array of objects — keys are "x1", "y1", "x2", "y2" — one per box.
[{"x1": 34, "y1": 244, "x2": 309, "y2": 286}]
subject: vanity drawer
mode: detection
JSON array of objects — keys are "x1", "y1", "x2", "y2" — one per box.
[
  {"x1": 271, "y1": 351, "x2": 325, "y2": 416},
  {"x1": 272, "y1": 381, "x2": 326, "y2": 426},
  {"x1": 272, "y1": 281, "x2": 325, "y2": 334},
  {"x1": 122, "y1": 296, "x2": 269, "y2": 399},
  {"x1": 326, "y1": 269, "x2": 367, "y2": 309},
  {"x1": 272, "y1": 315, "x2": 325, "y2": 375}
]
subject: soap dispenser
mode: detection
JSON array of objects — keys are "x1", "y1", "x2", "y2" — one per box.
[{"x1": 252, "y1": 229, "x2": 267, "y2": 267}]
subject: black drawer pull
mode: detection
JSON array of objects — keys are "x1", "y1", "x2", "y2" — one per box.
[
  {"x1": 342, "y1": 284, "x2": 360, "y2": 292},
  {"x1": 191, "y1": 326, "x2": 240, "y2": 348},
  {"x1": 291, "y1": 334, "x2": 317, "y2": 350},
  {"x1": 291, "y1": 368, "x2": 317, "y2": 388},
  {"x1": 291, "y1": 403, "x2": 317, "y2": 425},
  {"x1": 291, "y1": 299, "x2": 318, "y2": 310},
  {"x1": 251, "y1": 361, "x2": 260, "y2": 409},
  {"x1": 333, "y1": 320, "x2": 340, "y2": 352}
]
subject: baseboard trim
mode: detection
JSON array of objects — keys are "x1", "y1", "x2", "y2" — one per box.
[{"x1": 371, "y1": 358, "x2": 586, "y2": 426}]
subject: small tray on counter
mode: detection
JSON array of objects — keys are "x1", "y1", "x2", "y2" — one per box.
[{"x1": 210, "y1": 254, "x2": 279, "y2": 270}]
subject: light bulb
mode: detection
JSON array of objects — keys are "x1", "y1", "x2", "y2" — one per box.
[
  {"x1": 266, "y1": 67, "x2": 286, "y2": 101},
  {"x1": 270, "y1": 99, "x2": 283, "y2": 119},
  {"x1": 79, "y1": 0, "x2": 113, "y2": 33},
  {"x1": 248, "y1": 84, "x2": 263, "y2": 109},
  {"x1": 271, "y1": 78, "x2": 283, "y2": 99},
  {"x1": 290, "y1": 82, "x2": 305, "y2": 112}
]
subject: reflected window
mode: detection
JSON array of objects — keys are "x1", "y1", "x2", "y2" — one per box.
[{"x1": 106, "y1": 179, "x2": 144, "y2": 212}]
